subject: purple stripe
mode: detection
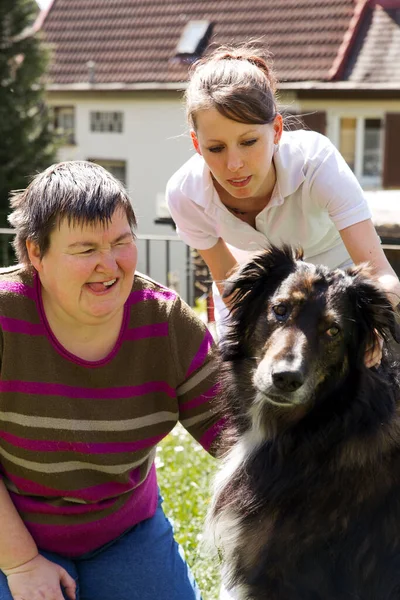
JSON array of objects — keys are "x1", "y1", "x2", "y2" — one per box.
[
  {"x1": 186, "y1": 329, "x2": 214, "y2": 378},
  {"x1": 12, "y1": 465, "x2": 159, "y2": 557},
  {"x1": 0, "y1": 316, "x2": 45, "y2": 336},
  {"x1": 5, "y1": 469, "x2": 141, "y2": 502},
  {"x1": 0, "y1": 281, "x2": 35, "y2": 300},
  {"x1": 200, "y1": 417, "x2": 227, "y2": 451},
  {"x1": 128, "y1": 289, "x2": 176, "y2": 305},
  {"x1": 0, "y1": 380, "x2": 176, "y2": 399},
  {"x1": 0, "y1": 429, "x2": 165, "y2": 454},
  {"x1": 124, "y1": 322, "x2": 168, "y2": 341},
  {"x1": 180, "y1": 383, "x2": 220, "y2": 413}
]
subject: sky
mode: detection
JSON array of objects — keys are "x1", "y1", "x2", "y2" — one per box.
[{"x1": 36, "y1": 0, "x2": 52, "y2": 9}]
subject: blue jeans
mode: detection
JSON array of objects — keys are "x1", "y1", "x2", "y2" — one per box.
[{"x1": 0, "y1": 501, "x2": 202, "y2": 600}]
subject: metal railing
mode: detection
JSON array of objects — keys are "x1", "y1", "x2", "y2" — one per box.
[{"x1": 0, "y1": 229, "x2": 195, "y2": 306}]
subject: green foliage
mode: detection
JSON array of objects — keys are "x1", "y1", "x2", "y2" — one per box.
[
  {"x1": 157, "y1": 424, "x2": 221, "y2": 600},
  {"x1": 0, "y1": 0, "x2": 58, "y2": 225}
]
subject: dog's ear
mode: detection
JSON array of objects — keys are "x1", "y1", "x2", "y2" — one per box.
[
  {"x1": 346, "y1": 267, "x2": 400, "y2": 348},
  {"x1": 222, "y1": 244, "x2": 301, "y2": 301},
  {"x1": 220, "y1": 245, "x2": 301, "y2": 356}
]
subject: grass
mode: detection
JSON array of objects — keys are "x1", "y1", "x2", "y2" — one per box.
[{"x1": 156, "y1": 423, "x2": 221, "y2": 600}]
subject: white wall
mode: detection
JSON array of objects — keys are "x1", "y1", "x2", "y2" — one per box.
[{"x1": 47, "y1": 90, "x2": 193, "y2": 235}]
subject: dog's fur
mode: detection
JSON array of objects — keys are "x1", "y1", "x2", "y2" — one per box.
[{"x1": 207, "y1": 245, "x2": 400, "y2": 600}]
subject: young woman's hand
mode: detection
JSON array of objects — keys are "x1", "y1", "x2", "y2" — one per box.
[
  {"x1": 4, "y1": 554, "x2": 76, "y2": 600},
  {"x1": 364, "y1": 331, "x2": 383, "y2": 368}
]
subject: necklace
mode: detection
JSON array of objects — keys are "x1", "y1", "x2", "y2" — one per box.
[{"x1": 229, "y1": 206, "x2": 247, "y2": 216}]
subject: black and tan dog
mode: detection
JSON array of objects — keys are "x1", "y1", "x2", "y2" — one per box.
[{"x1": 207, "y1": 245, "x2": 400, "y2": 600}]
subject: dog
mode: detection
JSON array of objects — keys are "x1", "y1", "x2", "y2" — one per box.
[{"x1": 207, "y1": 245, "x2": 400, "y2": 600}]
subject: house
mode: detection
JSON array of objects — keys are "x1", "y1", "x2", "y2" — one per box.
[{"x1": 37, "y1": 0, "x2": 400, "y2": 288}]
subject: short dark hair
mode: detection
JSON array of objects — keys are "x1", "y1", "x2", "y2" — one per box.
[{"x1": 8, "y1": 160, "x2": 137, "y2": 265}]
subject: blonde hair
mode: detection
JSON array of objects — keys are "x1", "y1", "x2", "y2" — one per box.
[{"x1": 185, "y1": 43, "x2": 278, "y2": 129}]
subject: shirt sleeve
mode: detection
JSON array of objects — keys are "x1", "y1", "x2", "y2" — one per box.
[
  {"x1": 165, "y1": 176, "x2": 219, "y2": 250},
  {"x1": 168, "y1": 295, "x2": 224, "y2": 457},
  {"x1": 308, "y1": 137, "x2": 372, "y2": 231}
]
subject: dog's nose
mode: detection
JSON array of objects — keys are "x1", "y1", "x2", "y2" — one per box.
[{"x1": 272, "y1": 368, "x2": 304, "y2": 392}]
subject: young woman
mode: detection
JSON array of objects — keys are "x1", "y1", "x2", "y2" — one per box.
[{"x1": 166, "y1": 44, "x2": 400, "y2": 367}]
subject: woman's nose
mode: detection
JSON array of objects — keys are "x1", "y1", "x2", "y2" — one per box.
[
  {"x1": 226, "y1": 151, "x2": 244, "y2": 172},
  {"x1": 96, "y1": 250, "x2": 118, "y2": 272}
]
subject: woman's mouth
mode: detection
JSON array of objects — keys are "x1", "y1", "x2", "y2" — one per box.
[
  {"x1": 86, "y1": 278, "x2": 117, "y2": 293},
  {"x1": 228, "y1": 176, "x2": 252, "y2": 188}
]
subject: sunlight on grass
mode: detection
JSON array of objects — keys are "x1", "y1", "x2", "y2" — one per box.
[{"x1": 157, "y1": 423, "x2": 221, "y2": 600}]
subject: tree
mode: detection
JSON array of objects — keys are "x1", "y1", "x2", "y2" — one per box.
[{"x1": 0, "y1": 0, "x2": 58, "y2": 226}]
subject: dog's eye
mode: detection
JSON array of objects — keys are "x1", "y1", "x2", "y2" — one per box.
[
  {"x1": 326, "y1": 325, "x2": 340, "y2": 337},
  {"x1": 273, "y1": 304, "x2": 288, "y2": 318}
]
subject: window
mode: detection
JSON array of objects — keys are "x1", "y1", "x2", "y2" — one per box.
[
  {"x1": 175, "y1": 20, "x2": 211, "y2": 55},
  {"x1": 53, "y1": 106, "x2": 75, "y2": 144},
  {"x1": 338, "y1": 117, "x2": 383, "y2": 187},
  {"x1": 89, "y1": 159, "x2": 127, "y2": 187},
  {"x1": 90, "y1": 111, "x2": 123, "y2": 133}
]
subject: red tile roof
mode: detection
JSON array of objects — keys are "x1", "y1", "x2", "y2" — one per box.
[{"x1": 39, "y1": 0, "x2": 394, "y2": 87}]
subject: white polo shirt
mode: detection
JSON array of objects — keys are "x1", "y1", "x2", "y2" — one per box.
[{"x1": 166, "y1": 129, "x2": 372, "y2": 270}]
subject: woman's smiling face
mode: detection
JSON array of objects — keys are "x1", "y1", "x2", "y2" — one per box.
[
  {"x1": 191, "y1": 108, "x2": 282, "y2": 212},
  {"x1": 27, "y1": 208, "x2": 137, "y2": 327}
]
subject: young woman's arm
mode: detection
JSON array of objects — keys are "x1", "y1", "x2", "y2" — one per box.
[{"x1": 198, "y1": 238, "x2": 238, "y2": 298}]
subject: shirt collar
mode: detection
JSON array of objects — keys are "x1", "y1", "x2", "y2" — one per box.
[
  {"x1": 179, "y1": 154, "x2": 213, "y2": 208},
  {"x1": 274, "y1": 131, "x2": 306, "y2": 198}
]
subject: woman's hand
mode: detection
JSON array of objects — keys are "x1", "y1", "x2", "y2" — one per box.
[
  {"x1": 364, "y1": 331, "x2": 383, "y2": 368},
  {"x1": 4, "y1": 554, "x2": 76, "y2": 600}
]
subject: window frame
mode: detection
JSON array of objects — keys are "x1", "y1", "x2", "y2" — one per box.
[
  {"x1": 52, "y1": 106, "x2": 76, "y2": 145},
  {"x1": 331, "y1": 113, "x2": 384, "y2": 189}
]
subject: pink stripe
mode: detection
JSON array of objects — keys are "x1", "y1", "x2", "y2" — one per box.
[
  {"x1": 20, "y1": 465, "x2": 158, "y2": 557},
  {"x1": 128, "y1": 289, "x2": 176, "y2": 305},
  {"x1": 180, "y1": 383, "x2": 220, "y2": 412},
  {"x1": 0, "y1": 316, "x2": 45, "y2": 336},
  {"x1": 0, "y1": 429, "x2": 165, "y2": 454},
  {"x1": 0, "y1": 380, "x2": 176, "y2": 399},
  {"x1": 186, "y1": 329, "x2": 214, "y2": 377},
  {"x1": 0, "y1": 281, "x2": 35, "y2": 300},
  {"x1": 124, "y1": 322, "x2": 168, "y2": 341},
  {"x1": 200, "y1": 417, "x2": 227, "y2": 451},
  {"x1": 5, "y1": 469, "x2": 141, "y2": 502}
]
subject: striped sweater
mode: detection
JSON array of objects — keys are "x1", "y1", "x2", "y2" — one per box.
[{"x1": 0, "y1": 266, "x2": 222, "y2": 557}]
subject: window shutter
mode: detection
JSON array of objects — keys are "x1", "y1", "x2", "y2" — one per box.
[
  {"x1": 300, "y1": 111, "x2": 327, "y2": 135},
  {"x1": 284, "y1": 111, "x2": 327, "y2": 135},
  {"x1": 383, "y1": 113, "x2": 400, "y2": 189}
]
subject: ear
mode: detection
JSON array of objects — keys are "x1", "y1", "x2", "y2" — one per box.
[
  {"x1": 273, "y1": 113, "x2": 283, "y2": 145},
  {"x1": 26, "y1": 239, "x2": 42, "y2": 272},
  {"x1": 190, "y1": 130, "x2": 202, "y2": 156},
  {"x1": 347, "y1": 269, "x2": 400, "y2": 348},
  {"x1": 223, "y1": 244, "x2": 301, "y2": 300}
]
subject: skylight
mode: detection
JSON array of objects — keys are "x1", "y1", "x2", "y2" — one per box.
[{"x1": 176, "y1": 20, "x2": 211, "y2": 55}]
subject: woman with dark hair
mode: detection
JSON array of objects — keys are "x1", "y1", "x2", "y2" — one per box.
[
  {"x1": 0, "y1": 161, "x2": 222, "y2": 600},
  {"x1": 166, "y1": 43, "x2": 400, "y2": 368}
]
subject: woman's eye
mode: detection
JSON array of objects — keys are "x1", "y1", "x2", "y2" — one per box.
[
  {"x1": 273, "y1": 304, "x2": 288, "y2": 318},
  {"x1": 242, "y1": 139, "x2": 257, "y2": 147},
  {"x1": 208, "y1": 146, "x2": 224, "y2": 153},
  {"x1": 326, "y1": 325, "x2": 340, "y2": 337}
]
